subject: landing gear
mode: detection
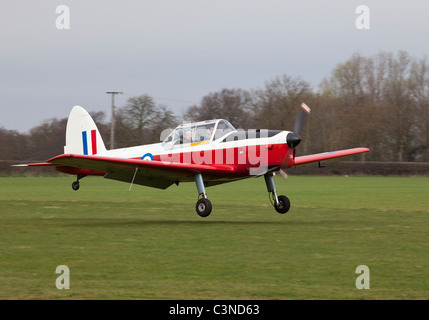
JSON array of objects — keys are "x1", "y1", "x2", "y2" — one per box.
[
  {"x1": 71, "y1": 174, "x2": 86, "y2": 191},
  {"x1": 196, "y1": 198, "x2": 212, "y2": 217},
  {"x1": 72, "y1": 181, "x2": 80, "y2": 191},
  {"x1": 274, "y1": 195, "x2": 290, "y2": 214},
  {"x1": 194, "y1": 173, "x2": 212, "y2": 217},
  {"x1": 264, "y1": 172, "x2": 291, "y2": 214}
]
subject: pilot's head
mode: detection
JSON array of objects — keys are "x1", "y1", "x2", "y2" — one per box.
[{"x1": 184, "y1": 130, "x2": 192, "y2": 142}]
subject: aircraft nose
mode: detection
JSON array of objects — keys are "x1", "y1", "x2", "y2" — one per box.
[{"x1": 286, "y1": 132, "x2": 301, "y2": 148}]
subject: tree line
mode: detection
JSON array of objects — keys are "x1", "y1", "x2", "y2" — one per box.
[{"x1": 1, "y1": 51, "x2": 428, "y2": 162}]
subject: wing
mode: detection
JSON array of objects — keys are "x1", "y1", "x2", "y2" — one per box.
[
  {"x1": 293, "y1": 147, "x2": 370, "y2": 167},
  {"x1": 46, "y1": 154, "x2": 238, "y2": 189}
]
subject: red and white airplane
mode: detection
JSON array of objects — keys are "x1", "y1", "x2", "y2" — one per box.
[{"x1": 16, "y1": 103, "x2": 369, "y2": 217}]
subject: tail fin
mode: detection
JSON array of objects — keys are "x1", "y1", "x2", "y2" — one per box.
[{"x1": 64, "y1": 106, "x2": 107, "y2": 155}]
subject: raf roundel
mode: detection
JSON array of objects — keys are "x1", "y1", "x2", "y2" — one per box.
[{"x1": 141, "y1": 153, "x2": 154, "y2": 161}]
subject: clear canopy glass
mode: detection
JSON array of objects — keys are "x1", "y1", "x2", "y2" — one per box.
[{"x1": 162, "y1": 119, "x2": 236, "y2": 149}]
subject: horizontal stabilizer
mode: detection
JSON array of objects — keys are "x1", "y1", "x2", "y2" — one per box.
[{"x1": 11, "y1": 162, "x2": 55, "y2": 167}]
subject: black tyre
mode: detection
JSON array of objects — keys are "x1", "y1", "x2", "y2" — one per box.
[
  {"x1": 274, "y1": 195, "x2": 290, "y2": 214},
  {"x1": 196, "y1": 198, "x2": 212, "y2": 217},
  {"x1": 72, "y1": 181, "x2": 80, "y2": 191}
]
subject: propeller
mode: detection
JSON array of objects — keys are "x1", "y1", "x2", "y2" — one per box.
[
  {"x1": 280, "y1": 103, "x2": 311, "y2": 178},
  {"x1": 294, "y1": 102, "x2": 311, "y2": 136}
]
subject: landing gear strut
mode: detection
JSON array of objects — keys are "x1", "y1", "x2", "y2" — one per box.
[
  {"x1": 71, "y1": 174, "x2": 86, "y2": 191},
  {"x1": 194, "y1": 173, "x2": 212, "y2": 217},
  {"x1": 264, "y1": 173, "x2": 290, "y2": 214}
]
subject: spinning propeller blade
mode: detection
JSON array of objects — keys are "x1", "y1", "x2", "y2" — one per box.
[
  {"x1": 280, "y1": 103, "x2": 311, "y2": 178},
  {"x1": 279, "y1": 168, "x2": 288, "y2": 179},
  {"x1": 294, "y1": 103, "x2": 311, "y2": 135}
]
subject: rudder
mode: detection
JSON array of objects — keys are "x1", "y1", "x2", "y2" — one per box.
[{"x1": 64, "y1": 106, "x2": 107, "y2": 155}]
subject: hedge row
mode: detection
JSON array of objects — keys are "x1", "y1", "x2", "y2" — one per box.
[{"x1": 289, "y1": 161, "x2": 429, "y2": 176}]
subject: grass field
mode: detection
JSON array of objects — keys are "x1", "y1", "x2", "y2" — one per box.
[{"x1": 0, "y1": 175, "x2": 428, "y2": 299}]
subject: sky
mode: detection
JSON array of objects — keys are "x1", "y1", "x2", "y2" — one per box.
[{"x1": 1, "y1": 0, "x2": 428, "y2": 133}]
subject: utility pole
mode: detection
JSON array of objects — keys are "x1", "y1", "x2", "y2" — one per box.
[{"x1": 106, "y1": 91, "x2": 123, "y2": 149}]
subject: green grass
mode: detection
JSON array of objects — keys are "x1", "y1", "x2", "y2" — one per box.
[{"x1": 0, "y1": 175, "x2": 428, "y2": 299}]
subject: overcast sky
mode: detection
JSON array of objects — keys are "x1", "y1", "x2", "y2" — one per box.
[{"x1": 1, "y1": 0, "x2": 428, "y2": 132}]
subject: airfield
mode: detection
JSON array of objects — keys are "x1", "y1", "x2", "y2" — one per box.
[{"x1": 0, "y1": 175, "x2": 427, "y2": 299}]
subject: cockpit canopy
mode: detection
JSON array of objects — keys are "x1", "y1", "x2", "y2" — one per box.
[{"x1": 162, "y1": 119, "x2": 236, "y2": 149}]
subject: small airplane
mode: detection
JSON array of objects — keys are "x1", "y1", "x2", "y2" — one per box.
[{"x1": 15, "y1": 103, "x2": 369, "y2": 217}]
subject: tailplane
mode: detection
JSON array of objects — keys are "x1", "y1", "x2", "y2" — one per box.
[{"x1": 64, "y1": 106, "x2": 107, "y2": 155}]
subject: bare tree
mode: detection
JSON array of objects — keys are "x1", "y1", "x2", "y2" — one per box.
[
  {"x1": 380, "y1": 51, "x2": 417, "y2": 162},
  {"x1": 184, "y1": 88, "x2": 253, "y2": 129},
  {"x1": 322, "y1": 51, "x2": 423, "y2": 161},
  {"x1": 322, "y1": 53, "x2": 383, "y2": 160},
  {"x1": 0, "y1": 127, "x2": 27, "y2": 160},
  {"x1": 409, "y1": 56, "x2": 429, "y2": 161},
  {"x1": 115, "y1": 94, "x2": 177, "y2": 146},
  {"x1": 26, "y1": 118, "x2": 67, "y2": 160},
  {"x1": 251, "y1": 74, "x2": 313, "y2": 134},
  {"x1": 151, "y1": 104, "x2": 178, "y2": 142}
]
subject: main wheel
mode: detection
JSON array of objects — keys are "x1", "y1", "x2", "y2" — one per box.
[
  {"x1": 274, "y1": 195, "x2": 290, "y2": 214},
  {"x1": 72, "y1": 181, "x2": 80, "y2": 191},
  {"x1": 196, "y1": 198, "x2": 212, "y2": 217}
]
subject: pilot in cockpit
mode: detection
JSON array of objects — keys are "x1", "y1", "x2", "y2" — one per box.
[
  {"x1": 184, "y1": 130, "x2": 192, "y2": 143},
  {"x1": 209, "y1": 125, "x2": 215, "y2": 139}
]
